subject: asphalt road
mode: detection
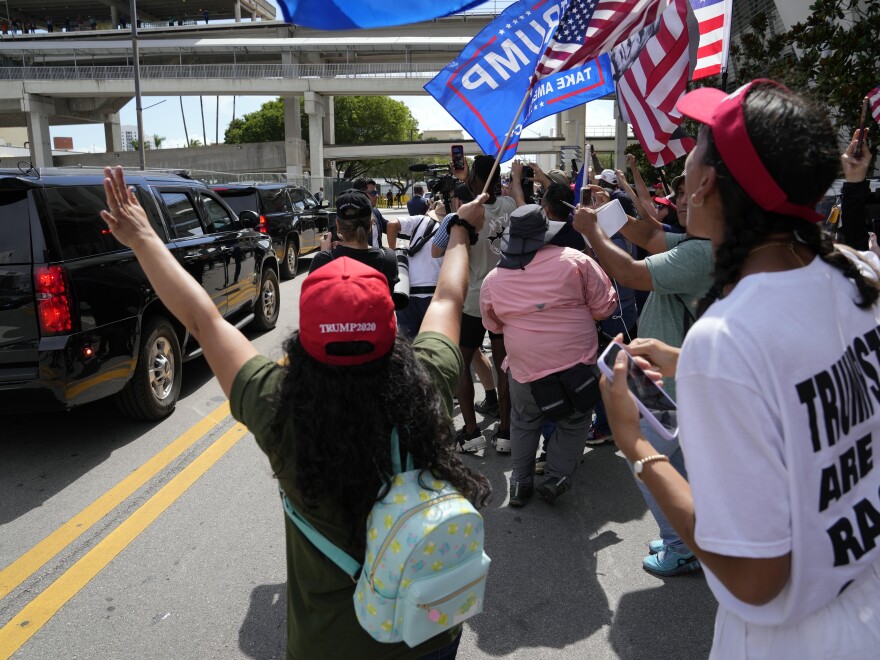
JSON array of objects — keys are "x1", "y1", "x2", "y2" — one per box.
[{"x1": 0, "y1": 225, "x2": 717, "y2": 659}]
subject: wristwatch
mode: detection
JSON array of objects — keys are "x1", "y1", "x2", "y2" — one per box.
[{"x1": 445, "y1": 214, "x2": 479, "y2": 246}]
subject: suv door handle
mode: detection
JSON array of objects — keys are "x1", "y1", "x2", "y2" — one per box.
[
  {"x1": 220, "y1": 246, "x2": 233, "y2": 253},
  {"x1": 183, "y1": 251, "x2": 200, "y2": 263}
]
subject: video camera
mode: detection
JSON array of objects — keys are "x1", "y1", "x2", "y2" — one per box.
[{"x1": 409, "y1": 163, "x2": 457, "y2": 202}]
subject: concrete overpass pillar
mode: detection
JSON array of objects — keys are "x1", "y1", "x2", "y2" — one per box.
[
  {"x1": 234, "y1": 0, "x2": 242, "y2": 22},
  {"x1": 561, "y1": 105, "x2": 585, "y2": 169},
  {"x1": 283, "y1": 95, "x2": 303, "y2": 178},
  {"x1": 322, "y1": 96, "x2": 335, "y2": 176},
  {"x1": 614, "y1": 101, "x2": 627, "y2": 170},
  {"x1": 21, "y1": 94, "x2": 54, "y2": 168},
  {"x1": 111, "y1": 6, "x2": 118, "y2": 28},
  {"x1": 304, "y1": 91, "x2": 325, "y2": 191},
  {"x1": 104, "y1": 113, "x2": 123, "y2": 153}
]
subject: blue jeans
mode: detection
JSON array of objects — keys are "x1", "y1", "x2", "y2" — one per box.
[{"x1": 633, "y1": 418, "x2": 690, "y2": 553}]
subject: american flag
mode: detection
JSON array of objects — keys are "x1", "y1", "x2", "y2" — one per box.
[
  {"x1": 534, "y1": 0, "x2": 669, "y2": 80},
  {"x1": 690, "y1": 0, "x2": 733, "y2": 80},
  {"x1": 869, "y1": 85, "x2": 880, "y2": 125},
  {"x1": 615, "y1": 0, "x2": 696, "y2": 166}
]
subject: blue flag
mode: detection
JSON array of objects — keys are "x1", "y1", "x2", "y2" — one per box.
[
  {"x1": 276, "y1": 0, "x2": 487, "y2": 30},
  {"x1": 425, "y1": 0, "x2": 614, "y2": 161}
]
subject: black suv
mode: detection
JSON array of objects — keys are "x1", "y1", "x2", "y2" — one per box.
[
  {"x1": 212, "y1": 183, "x2": 336, "y2": 279},
  {"x1": 0, "y1": 169, "x2": 281, "y2": 421}
]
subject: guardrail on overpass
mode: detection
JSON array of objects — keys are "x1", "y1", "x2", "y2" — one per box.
[{"x1": 0, "y1": 63, "x2": 445, "y2": 82}]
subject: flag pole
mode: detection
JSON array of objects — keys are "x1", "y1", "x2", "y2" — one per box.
[{"x1": 481, "y1": 85, "x2": 534, "y2": 196}]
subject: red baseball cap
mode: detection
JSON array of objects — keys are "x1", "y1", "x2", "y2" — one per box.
[
  {"x1": 653, "y1": 196, "x2": 677, "y2": 211},
  {"x1": 299, "y1": 257, "x2": 396, "y2": 366},
  {"x1": 676, "y1": 79, "x2": 823, "y2": 223}
]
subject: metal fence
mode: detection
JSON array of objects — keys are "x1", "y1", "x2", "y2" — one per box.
[{"x1": 0, "y1": 63, "x2": 446, "y2": 81}]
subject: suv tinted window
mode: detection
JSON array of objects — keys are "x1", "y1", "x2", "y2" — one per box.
[
  {"x1": 216, "y1": 190, "x2": 258, "y2": 216},
  {"x1": 202, "y1": 195, "x2": 235, "y2": 233},
  {"x1": 288, "y1": 189, "x2": 306, "y2": 211},
  {"x1": 161, "y1": 191, "x2": 204, "y2": 238},
  {"x1": 0, "y1": 190, "x2": 32, "y2": 264},
  {"x1": 258, "y1": 188, "x2": 290, "y2": 213},
  {"x1": 44, "y1": 185, "x2": 123, "y2": 259},
  {"x1": 302, "y1": 190, "x2": 318, "y2": 210}
]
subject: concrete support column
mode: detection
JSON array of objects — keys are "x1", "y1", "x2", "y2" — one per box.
[
  {"x1": 322, "y1": 96, "x2": 335, "y2": 176},
  {"x1": 614, "y1": 101, "x2": 628, "y2": 170},
  {"x1": 110, "y1": 5, "x2": 118, "y2": 27},
  {"x1": 22, "y1": 94, "x2": 54, "y2": 168},
  {"x1": 283, "y1": 95, "x2": 303, "y2": 178},
  {"x1": 304, "y1": 91, "x2": 325, "y2": 191},
  {"x1": 234, "y1": 0, "x2": 242, "y2": 22},
  {"x1": 104, "y1": 112, "x2": 123, "y2": 153},
  {"x1": 560, "y1": 105, "x2": 585, "y2": 171}
]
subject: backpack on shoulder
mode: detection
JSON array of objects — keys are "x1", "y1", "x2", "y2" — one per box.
[{"x1": 280, "y1": 428, "x2": 490, "y2": 648}]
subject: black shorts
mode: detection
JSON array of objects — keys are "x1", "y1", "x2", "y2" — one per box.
[{"x1": 459, "y1": 313, "x2": 502, "y2": 349}]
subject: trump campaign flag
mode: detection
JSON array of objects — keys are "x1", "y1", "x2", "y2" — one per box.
[
  {"x1": 614, "y1": 0, "x2": 697, "y2": 166},
  {"x1": 275, "y1": 0, "x2": 486, "y2": 30},
  {"x1": 690, "y1": 0, "x2": 733, "y2": 80},
  {"x1": 425, "y1": 0, "x2": 614, "y2": 161}
]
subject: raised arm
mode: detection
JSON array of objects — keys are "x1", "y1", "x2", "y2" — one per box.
[
  {"x1": 625, "y1": 154, "x2": 659, "y2": 214},
  {"x1": 420, "y1": 194, "x2": 488, "y2": 342},
  {"x1": 839, "y1": 127, "x2": 872, "y2": 251},
  {"x1": 589, "y1": 184, "x2": 668, "y2": 255},
  {"x1": 100, "y1": 166, "x2": 257, "y2": 397},
  {"x1": 507, "y1": 160, "x2": 527, "y2": 208}
]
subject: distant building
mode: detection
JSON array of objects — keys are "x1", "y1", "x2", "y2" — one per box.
[
  {"x1": 121, "y1": 125, "x2": 155, "y2": 151},
  {"x1": 421, "y1": 129, "x2": 465, "y2": 141}
]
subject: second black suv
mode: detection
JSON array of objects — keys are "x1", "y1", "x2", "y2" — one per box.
[
  {"x1": 212, "y1": 183, "x2": 336, "y2": 279},
  {"x1": 0, "y1": 168, "x2": 281, "y2": 421}
]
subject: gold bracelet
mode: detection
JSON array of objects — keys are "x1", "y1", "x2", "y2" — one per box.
[{"x1": 633, "y1": 454, "x2": 670, "y2": 481}]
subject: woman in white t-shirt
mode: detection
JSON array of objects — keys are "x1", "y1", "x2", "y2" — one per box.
[{"x1": 598, "y1": 79, "x2": 880, "y2": 658}]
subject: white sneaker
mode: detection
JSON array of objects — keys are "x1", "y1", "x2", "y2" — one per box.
[
  {"x1": 492, "y1": 432, "x2": 511, "y2": 454},
  {"x1": 456, "y1": 428, "x2": 487, "y2": 453}
]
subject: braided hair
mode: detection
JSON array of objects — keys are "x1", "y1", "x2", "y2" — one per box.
[{"x1": 696, "y1": 82, "x2": 879, "y2": 316}]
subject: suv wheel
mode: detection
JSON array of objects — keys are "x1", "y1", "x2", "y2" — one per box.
[
  {"x1": 280, "y1": 238, "x2": 299, "y2": 280},
  {"x1": 116, "y1": 316, "x2": 182, "y2": 420},
  {"x1": 252, "y1": 268, "x2": 280, "y2": 331}
]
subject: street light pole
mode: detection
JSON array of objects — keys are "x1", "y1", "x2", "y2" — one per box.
[{"x1": 129, "y1": 0, "x2": 146, "y2": 170}]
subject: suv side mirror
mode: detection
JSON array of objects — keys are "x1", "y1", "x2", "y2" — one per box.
[
  {"x1": 238, "y1": 210, "x2": 260, "y2": 228},
  {"x1": 320, "y1": 200, "x2": 329, "y2": 208}
]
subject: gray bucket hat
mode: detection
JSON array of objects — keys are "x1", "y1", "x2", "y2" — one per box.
[{"x1": 499, "y1": 204, "x2": 566, "y2": 270}]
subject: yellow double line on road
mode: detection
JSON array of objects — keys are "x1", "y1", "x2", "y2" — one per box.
[{"x1": 0, "y1": 401, "x2": 248, "y2": 658}]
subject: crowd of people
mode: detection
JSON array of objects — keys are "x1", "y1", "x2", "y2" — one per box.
[{"x1": 99, "y1": 78, "x2": 879, "y2": 658}]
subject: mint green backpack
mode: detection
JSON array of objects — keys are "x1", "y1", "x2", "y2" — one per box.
[{"x1": 281, "y1": 429, "x2": 490, "y2": 648}]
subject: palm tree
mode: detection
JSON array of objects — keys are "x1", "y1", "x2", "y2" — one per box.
[
  {"x1": 153, "y1": 134, "x2": 165, "y2": 149},
  {"x1": 189, "y1": 138, "x2": 203, "y2": 147}
]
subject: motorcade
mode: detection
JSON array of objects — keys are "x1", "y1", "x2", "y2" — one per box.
[{"x1": 0, "y1": 168, "x2": 280, "y2": 420}]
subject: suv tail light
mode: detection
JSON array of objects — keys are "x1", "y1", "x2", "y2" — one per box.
[
  {"x1": 258, "y1": 214, "x2": 268, "y2": 234},
  {"x1": 34, "y1": 265, "x2": 74, "y2": 336}
]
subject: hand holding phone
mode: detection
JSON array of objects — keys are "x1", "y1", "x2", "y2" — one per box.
[
  {"x1": 451, "y1": 144, "x2": 466, "y2": 172},
  {"x1": 855, "y1": 97, "x2": 869, "y2": 158},
  {"x1": 598, "y1": 341, "x2": 678, "y2": 441}
]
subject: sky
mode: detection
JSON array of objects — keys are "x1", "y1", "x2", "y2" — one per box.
[{"x1": 51, "y1": 2, "x2": 616, "y2": 153}]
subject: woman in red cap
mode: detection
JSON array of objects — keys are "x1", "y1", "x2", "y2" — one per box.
[
  {"x1": 601, "y1": 80, "x2": 880, "y2": 656},
  {"x1": 98, "y1": 166, "x2": 491, "y2": 660}
]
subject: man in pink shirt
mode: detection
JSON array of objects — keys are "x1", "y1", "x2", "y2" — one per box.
[{"x1": 481, "y1": 205, "x2": 617, "y2": 506}]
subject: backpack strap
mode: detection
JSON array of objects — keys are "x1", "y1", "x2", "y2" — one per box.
[
  {"x1": 390, "y1": 426, "x2": 415, "y2": 474},
  {"x1": 280, "y1": 490, "x2": 362, "y2": 580}
]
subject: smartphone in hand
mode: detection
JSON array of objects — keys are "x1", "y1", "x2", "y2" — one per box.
[
  {"x1": 598, "y1": 341, "x2": 678, "y2": 441},
  {"x1": 451, "y1": 145, "x2": 466, "y2": 172},
  {"x1": 855, "y1": 97, "x2": 869, "y2": 158}
]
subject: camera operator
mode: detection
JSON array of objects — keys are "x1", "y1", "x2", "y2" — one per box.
[
  {"x1": 386, "y1": 204, "x2": 445, "y2": 339},
  {"x1": 352, "y1": 177, "x2": 396, "y2": 250}
]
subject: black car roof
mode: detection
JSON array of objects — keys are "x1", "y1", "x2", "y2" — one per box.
[{"x1": 0, "y1": 168, "x2": 207, "y2": 189}]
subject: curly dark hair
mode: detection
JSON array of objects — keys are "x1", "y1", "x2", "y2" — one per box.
[
  {"x1": 268, "y1": 333, "x2": 491, "y2": 555},
  {"x1": 697, "y1": 82, "x2": 879, "y2": 316}
]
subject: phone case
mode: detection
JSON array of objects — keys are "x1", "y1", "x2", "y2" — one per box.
[{"x1": 597, "y1": 342, "x2": 678, "y2": 441}]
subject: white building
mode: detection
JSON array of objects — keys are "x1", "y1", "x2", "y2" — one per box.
[{"x1": 120, "y1": 125, "x2": 156, "y2": 151}]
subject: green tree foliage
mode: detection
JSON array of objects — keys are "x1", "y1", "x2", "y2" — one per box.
[
  {"x1": 223, "y1": 96, "x2": 422, "y2": 178},
  {"x1": 731, "y1": 0, "x2": 879, "y2": 136},
  {"x1": 152, "y1": 134, "x2": 166, "y2": 149}
]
